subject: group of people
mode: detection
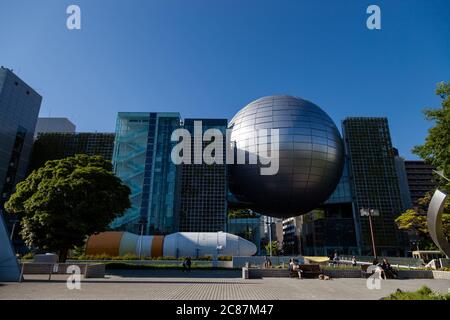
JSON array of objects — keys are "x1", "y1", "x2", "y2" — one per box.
[
  {"x1": 372, "y1": 258, "x2": 398, "y2": 279},
  {"x1": 263, "y1": 256, "x2": 273, "y2": 268},
  {"x1": 331, "y1": 253, "x2": 398, "y2": 279}
]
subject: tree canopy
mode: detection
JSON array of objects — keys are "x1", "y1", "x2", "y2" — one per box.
[
  {"x1": 413, "y1": 81, "x2": 450, "y2": 191},
  {"x1": 396, "y1": 82, "x2": 450, "y2": 247},
  {"x1": 5, "y1": 154, "x2": 131, "y2": 261},
  {"x1": 395, "y1": 195, "x2": 450, "y2": 249}
]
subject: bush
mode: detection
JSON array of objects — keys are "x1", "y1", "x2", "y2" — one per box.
[
  {"x1": 382, "y1": 286, "x2": 450, "y2": 300},
  {"x1": 112, "y1": 253, "x2": 138, "y2": 260},
  {"x1": 21, "y1": 252, "x2": 34, "y2": 260},
  {"x1": 197, "y1": 256, "x2": 212, "y2": 261},
  {"x1": 218, "y1": 256, "x2": 232, "y2": 261},
  {"x1": 104, "y1": 262, "x2": 230, "y2": 270},
  {"x1": 76, "y1": 253, "x2": 112, "y2": 260}
]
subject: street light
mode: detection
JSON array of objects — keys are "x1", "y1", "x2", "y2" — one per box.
[
  {"x1": 137, "y1": 217, "x2": 147, "y2": 260},
  {"x1": 266, "y1": 218, "x2": 272, "y2": 256},
  {"x1": 360, "y1": 207, "x2": 380, "y2": 259}
]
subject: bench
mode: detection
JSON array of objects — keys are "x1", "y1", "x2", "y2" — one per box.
[{"x1": 290, "y1": 264, "x2": 322, "y2": 279}]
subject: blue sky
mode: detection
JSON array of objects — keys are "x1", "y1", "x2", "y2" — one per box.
[{"x1": 1, "y1": 0, "x2": 449, "y2": 159}]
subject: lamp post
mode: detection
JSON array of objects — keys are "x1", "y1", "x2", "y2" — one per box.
[
  {"x1": 137, "y1": 217, "x2": 147, "y2": 260},
  {"x1": 266, "y1": 218, "x2": 273, "y2": 256},
  {"x1": 360, "y1": 208, "x2": 379, "y2": 259}
]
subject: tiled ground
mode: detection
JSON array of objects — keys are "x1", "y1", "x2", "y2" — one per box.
[{"x1": 1, "y1": 270, "x2": 449, "y2": 300}]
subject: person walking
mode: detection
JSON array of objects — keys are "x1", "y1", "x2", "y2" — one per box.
[
  {"x1": 351, "y1": 256, "x2": 357, "y2": 267},
  {"x1": 332, "y1": 252, "x2": 340, "y2": 267},
  {"x1": 186, "y1": 257, "x2": 192, "y2": 272}
]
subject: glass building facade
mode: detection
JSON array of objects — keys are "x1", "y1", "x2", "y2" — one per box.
[
  {"x1": 0, "y1": 67, "x2": 42, "y2": 251},
  {"x1": 0, "y1": 67, "x2": 42, "y2": 209},
  {"x1": 298, "y1": 160, "x2": 359, "y2": 256},
  {"x1": 342, "y1": 117, "x2": 408, "y2": 256},
  {"x1": 404, "y1": 160, "x2": 436, "y2": 207},
  {"x1": 110, "y1": 112, "x2": 181, "y2": 234},
  {"x1": 30, "y1": 132, "x2": 115, "y2": 171},
  {"x1": 227, "y1": 217, "x2": 262, "y2": 255},
  {"x1": 179, "y1": 119, "x2": 228, "y2": 232}
]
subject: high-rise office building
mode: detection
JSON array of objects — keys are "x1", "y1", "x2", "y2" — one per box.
[
  {"x1": 0, "y1": 67, "x2": 42, "y2": 250},
  {"x1": 342, "y1": 117, "x2": 408, "y2": 256},
  {"x1": 34, "y1": 117, "x2": 76, "y2": 137},
  {"x1": 179, "y1": 119, "x2": 228, "y2": 232},
  {"x1": 30, "y1": 132, "x2": 115, "y2": 170},
  {"x1": 110, "y1": 112, "x2": 181, "y2": 234},
  {"x1": 0, "y1": 67, "x2": 42, "y2": 208},
  {"x1": 282, "y1": 216, "x2": 302, "y2": 255},
  {"x1": 393, "y1": 152, "x2": 413, "y2": 210},
  {"x1": 404, "y1": 160, "x2": 437, "y2": 206}
]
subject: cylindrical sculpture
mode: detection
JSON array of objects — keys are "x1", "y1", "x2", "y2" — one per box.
[{"x1": 85, "y1": 231, "x2": 257, "y2": 257}]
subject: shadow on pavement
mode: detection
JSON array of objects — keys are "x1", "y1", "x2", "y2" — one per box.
[{"x1": 106, "y1": 269, "x2": 242, "y2": 279}]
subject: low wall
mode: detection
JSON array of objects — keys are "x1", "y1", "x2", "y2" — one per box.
[
  {"x1": 69, "y1": 259, "x2": 235, "y2": 268},
  {"x1": 340, "y1": 255, "x2": 424, "y2": 267},
  {"x1": 20, "y1": 263, "x2": 105, "y2": 278},
  {"x1": 233, "y1": 256, "x2": 304, "y2": 268},
  {"x1": 321, "y1": 269, "x2": 362, "y2": 278},
  {"x1": 242, "y1": 267, "x2": 450, "y2": 280},
  {"x1": 243, "y1": 268, "x2": 291, "y2": 279}
]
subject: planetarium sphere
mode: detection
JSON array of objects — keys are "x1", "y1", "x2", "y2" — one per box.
[{"x1": 229, "y1": 95, "x2": 344, "y2": 218}]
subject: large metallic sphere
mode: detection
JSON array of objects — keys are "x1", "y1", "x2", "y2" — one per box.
[{"x1": 229, "y1": 95, "x2": 344, "y2": 218}]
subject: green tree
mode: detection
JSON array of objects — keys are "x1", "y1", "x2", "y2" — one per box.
[
  {"x1": 228, "y1": 208, "x2": 257, "y2": 219},
  {"x1": 395, "y1": 194, "x2": 450, "y2": 245},
  {"x1": 396, "y1": 82, "x2": 450, "y2": 248},
  {"x1": 413, "y1": 81, "x2": 450, "y2": 191},
  {"x1": 264, "y1": 241, "x2": 280, "y2": 256},
  {"x1": 5, "y1": 154, "x2": 131, "y2": 262}
]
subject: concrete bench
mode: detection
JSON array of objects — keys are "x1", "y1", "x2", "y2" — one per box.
[
  {"x1": 297, "y1": 264, "x2": 321, "y2": 278},
  {"x1": 243, "y1": 267, "x2": 290, "y2": 279},
  {"x1": 243, "y1": 264, "x2": 322, "y2": 279}
]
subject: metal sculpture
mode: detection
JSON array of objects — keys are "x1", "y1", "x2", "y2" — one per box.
[{"x1": 427, "y1": 189, "x2": 450, "y2": 258}]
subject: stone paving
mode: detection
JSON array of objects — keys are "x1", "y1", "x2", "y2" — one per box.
[{"x1": 1, "y1": 269, "x2": 450, "y2": 300}]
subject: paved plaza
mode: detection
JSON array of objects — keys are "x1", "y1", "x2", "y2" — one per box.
[{"x1": 1, "y1": 270, "x2": 450, "y2": 300}]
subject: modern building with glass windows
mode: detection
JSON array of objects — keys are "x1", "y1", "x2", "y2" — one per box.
[
  {"x1": 0, "y1": 67, "x2": 42, "y2": 246},
  {"x1": 0, "y1": 67, "x2": 42, "y2": 207},
  {"x1": 404, "y1": 160, "x2": 437, "y2": 207},
  {"x1": 34, "y1": 117, "x2": 76, "y2": 137},
  {"x1": 342, "y1": 117, "x2": 408, "y2": 256},
  {"x1": 179, "y1": 119, "x2": 228, "y2": 232},
  {"x1": 30, "y1": 132, "x2": 115, "y2": 170},
  {"x1": 110, "y1": 112, "x2": 181, "y2": 235},
  {"x1": 295, "y1": 159, "x2": 359, "y2": 256}
]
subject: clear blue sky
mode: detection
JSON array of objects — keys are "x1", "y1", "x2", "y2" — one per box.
[{"x1": 1, "y1": 0, "x2": 449, "y2": 159}]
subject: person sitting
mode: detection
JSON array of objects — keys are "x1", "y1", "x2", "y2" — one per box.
[
  {"x1": 372, "y1": 259, "x2": 386, "y2": 279},
  {"x1": 381, "y1": 259, "x2": 397, "y2": 279},
  {"x1": 288, "y1": 259, "x2": 294, "y2": 272},
  {"x1": 292, "y1": 261, "x2": 304, "y2": 279}
]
